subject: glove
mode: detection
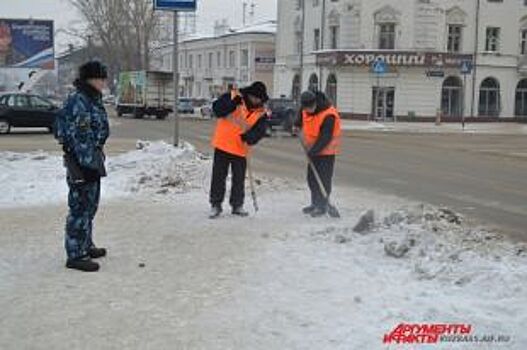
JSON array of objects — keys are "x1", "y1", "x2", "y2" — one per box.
[{"x1": 232, "y1": 95, "x2": 243, "y2": 106}]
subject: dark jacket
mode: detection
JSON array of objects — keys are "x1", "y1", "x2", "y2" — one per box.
[
  {"x1": 212, "y1": 91, "x2": 268, "y2": 146},
  {"x1": 295, "y1": 92, "x2": 336, "y2": 157}
]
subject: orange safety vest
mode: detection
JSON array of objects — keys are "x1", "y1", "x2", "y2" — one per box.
[
  {"x1": 212, "y1": 90, "x2": 264, "y2": 157},
  {"x1": 302, "y1": 106, "x2": 342, "y2": 156}
]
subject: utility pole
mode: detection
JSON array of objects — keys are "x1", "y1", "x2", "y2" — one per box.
[
  {"x1": 470, "y1": 0, "x2": 481, "y2": 119},
  {"x1": 173, "y1": 11, "x2": 180, "y2": 146},
  {"x1": 299, "y1": 0, "x2": 306, "y2": 96}
]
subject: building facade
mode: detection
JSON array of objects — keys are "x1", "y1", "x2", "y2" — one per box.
[
  {"x1": 274, "y1": 0, "x2": 527, "y2": 121},
  {"x1": 153, "y1": 21, "x2": 276, "y2": 99}
]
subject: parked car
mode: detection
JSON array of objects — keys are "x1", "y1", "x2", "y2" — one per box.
[
  {"x1": 178, "y1": 98, "x2": 195, "y2": 114},
  {"x1": 200, "y1": 102, "x2": 213, "y2": 118},
  {"x1": 0, "y1": 93, "x2": 59, "y2": 134},
  {"x1": 267, "y1": 98, "x2": 298, "y2": 135},
  {"x1": 103, "y1": 94, "x2": 116, "y2": 105}
]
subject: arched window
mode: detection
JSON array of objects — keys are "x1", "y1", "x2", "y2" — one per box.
[
  {"x1": 308, "y1": 73, "x2": 319, "y2": 92},
  {"x1": 441, "y1": 76, "x2": 463, "y2": 117},
  {"x1": 515, "y1": 79, "x2": 527, "y2": 116},
  {"x1": 328, "y1": 10, "x2": 340, "y2": 49},
  {"x1": 325, "y1": 74, "x2": 337, "y2": 105},
  {"x1": 292, "y1": 74, "x2": 301, "y2": 102},
  {"x1": 479, "y1": 78, "x2": 500, "y2": 117}
]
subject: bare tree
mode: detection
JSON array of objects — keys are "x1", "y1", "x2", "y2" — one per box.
[{"x1": 68, "y1": 0, "x2": 162, "y2": 73}]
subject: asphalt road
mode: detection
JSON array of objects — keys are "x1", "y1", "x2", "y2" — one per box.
[{"x1": 1, "y1": 114, "x2": 526, "y2": 241}]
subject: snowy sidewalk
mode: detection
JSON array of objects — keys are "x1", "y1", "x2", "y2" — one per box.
[
  {"x1": 1, "y1": 142, "x2": 526, "y2": 349},
  {"x1": 343, "y1": 120, "x2": 527, "y2": 135}
]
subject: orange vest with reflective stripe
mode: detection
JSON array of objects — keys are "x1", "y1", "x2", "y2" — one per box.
[
  {"x1": 212, "y1": 91, "x2": 264, "y2": 157},
  {"x1": 302, "y1": 106, "x2": 342, "y2": 156}
]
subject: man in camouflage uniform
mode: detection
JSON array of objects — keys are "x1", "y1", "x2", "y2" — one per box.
[{"x1": 55, "y1": 61, "x2": 109, "y2": 272}]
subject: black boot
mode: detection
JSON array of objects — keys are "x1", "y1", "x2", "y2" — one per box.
[
  {"x1": 232, "y1": 206, "x2": 249, "y2": 217},
  {"x1": 302, "y1": 205, "x2": 316, "y2": 214},
  {"x1": 209, "y1": 205, "x2": 222, "y2": 219},
  {"x1": 66, "y1": 256, "x2": 100, "y2": 272},
  {"x1": 310, "y1": 206, "x2": 328, "y2": 218},
  {"x1": 88, "y1": 246, "x2": 107, "y2": 259}
]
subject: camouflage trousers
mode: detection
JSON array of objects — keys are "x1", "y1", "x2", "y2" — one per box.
[{"x1": 65, "y1": 179, "x2": 101, "y2": 260}]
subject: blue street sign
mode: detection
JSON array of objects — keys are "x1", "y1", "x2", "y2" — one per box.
[
  {"x1": 460, "y1": 60, "x2": 473, "y2": 75},
  {"x1": 154, "y1": 0, "x2": 197, "y2": 11},
  {"x1": 372, "y1": 59, "x2": 388, "y2": 75}
]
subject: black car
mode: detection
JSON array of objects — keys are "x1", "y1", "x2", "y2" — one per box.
[
  {"x1": 0, "y1": 93, "x2": 59, "y2": 134},
  {"x1": 267, "y1": 98, "x2": 298, "y2": 135}
]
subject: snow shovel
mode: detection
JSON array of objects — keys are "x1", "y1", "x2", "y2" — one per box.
[
  {"x1": 227, "y1": 114, "x2": 261, "y2": 214},
  {"x1": 246, "y1": 155, "x2": 259, "y2": 213},
  {"x1": 299, "y1": 133, "x2": 341, "y2": 219}
]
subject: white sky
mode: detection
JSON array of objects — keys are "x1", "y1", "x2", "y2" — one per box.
[{"x1": 0, "y1": 0, "x2": 278, "y2": 52}]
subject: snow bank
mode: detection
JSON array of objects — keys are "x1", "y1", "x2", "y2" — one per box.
[{"x1": 0, "y1": 141, "x2": 206, "y2": 208}]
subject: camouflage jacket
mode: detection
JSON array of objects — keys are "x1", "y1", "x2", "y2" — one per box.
[{"x1": 58, "y1": 90, "x2": 110, "y2": 170}]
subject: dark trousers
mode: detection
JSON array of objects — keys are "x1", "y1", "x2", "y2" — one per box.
[
  {"x1": 210, "y1": 149, "x2": 247, "y2": 208},
  {"x1": 65, "y1": 179, "x2": 101, "y2": 260},
  {"x1": 307, "y1": 155, "x2": 335, "y2": 209}
]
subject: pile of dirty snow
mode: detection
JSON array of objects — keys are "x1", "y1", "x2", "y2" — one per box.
[{"x1": 0, "y1": 141, "x2": 206, "y2": 208}]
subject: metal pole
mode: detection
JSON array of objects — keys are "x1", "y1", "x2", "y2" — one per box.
[
  {"x1": 299, "y1": 0, "x2": 305, "y2": 96},
  {"x1": 462, "y1": 73, "x2": 467, "y2": 129},
  {"x1": 470, "y1": 0, "x2": 481, "y2": 118},
  {"x1": 318, "y1": 0, "x2": 326, "y2": 92},
  {"x1": 173, "y1": 11, "x2": 180, "y2": 147}
]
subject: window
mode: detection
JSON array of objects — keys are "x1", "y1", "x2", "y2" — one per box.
[
  {"x1": 15, "y1": 95, "x2": 29, "y2": 107},
  {"x1": 308, "y1": 73, "x2": 318, "y2": 92},
  {"x1": 292, "y1": 74, "x2": 301, "y2": 101},
  {"x1": 30, "y1": 96, "x2": 52, "y2": 109},
  {"x1": 295, "y1": 33, "x2": 303, "y2": 54},
  {"x1": 229, "y1": 51, "x2": 236, "y2": 67},
  {"x1": 208, "y1": 53, "x2": 213, "y2": 69},
  {"x1": 217, "y1": 52, "x2": 221, "y2": 67},
  {"x1": 295, "y1": 0, "x2": 303, "y2": 10},
  {"x1": 329, "y1": 25, "x2": 339, "y2": 49},
  {"x1": 448, "y1": 25, "x2": 463, "y2": 53},
  {"x1": 441, "y1": 76, "x2": 463, "y2": 117},
  {"x1": 515, "y1": 79, "x2": 527, "y2": 116},
  {"x1": 189, "y1": 54, "x2": 193, "y2": 69},
  {"x1": 313, "y1": 0, "x2": 319, "y2": 7},
  {"x1": 485, "y1": 27, "x2": 500, "y2": 52},
  {"x1": 379, "y1": 23, "x2": 396, "y2": 49},
  {"x1": 326, "y1": 74, "x2": 337, "y2": 105},
  {"x1": 314, "y1": 28, "x2": 320, "y2": 51},
  {"x1": 0, "y1": 95, "x2": 6, "y2": 105},
  {"x1": 241, "y1": 49, "x2": 249, "y2": 67},
  {"x1": 479, "y1": 77, "x2": 500, "y2": 117},
  {"x1": 197, "y1": 54, "x2": 202, "y2": 69},
  {"x1": 6, "y1": 95, "x2": 16, "y2": 107},
  {"x1": 522, "y1": 29, "x2": 527, "y2": 55}
]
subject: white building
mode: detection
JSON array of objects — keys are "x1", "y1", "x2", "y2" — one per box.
[
  {"x1": 274, "y1": 0, "x2": 527, "y2": 121},
  {"x1": 152, "y1": 21, "x2": 276, "y2": 99}
]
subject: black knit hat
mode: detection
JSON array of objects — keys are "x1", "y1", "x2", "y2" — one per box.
[
  {"x1": 79, "y1": 60, "x2": 108, "y2": 81},
  {"x1": 300, "y1": 90, "x2": 316, "y2": 108},
  {"x1": 241, "y1": 81, "x2": 269, "y2": 102}
]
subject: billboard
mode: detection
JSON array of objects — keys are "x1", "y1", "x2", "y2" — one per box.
[
  {"x1": 153, "y1": 0, "x2": 197, "y2": 11},
  {"x1": 117, "y1": 71, "x2": 146, "y2": 105},
  {"x1": 0, "y1": 18, "x2": 54, "y2": 69}
]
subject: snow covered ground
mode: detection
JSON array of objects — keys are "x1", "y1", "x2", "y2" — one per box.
[
  {"x1": 342, "y1": 120, "x2": 527, "y2": 135},
  {"x1": 0, "y1": 142, "x2": 526, "y2": 349}
]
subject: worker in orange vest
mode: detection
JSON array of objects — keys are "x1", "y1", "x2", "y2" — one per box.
[
  {"x1": 297, "y1": 90, "x2": 342, "y2": 217},
  {"x1": 209, "y1": 82, "x2": 269, "y2": 219}
]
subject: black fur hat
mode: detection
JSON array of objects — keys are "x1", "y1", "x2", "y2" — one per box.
[
  {"x1": 241, "y1": 81, "x2": 269, "y2": 102},
  {"x1": 79, "y1": 60, "x2": 108, "y2": 81}
]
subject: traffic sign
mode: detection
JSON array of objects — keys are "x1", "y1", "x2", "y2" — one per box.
[
  {"x1": 372, "y1": 59, "x2": 388, "y2": 75},
  {"x1": 154, "y1": 0, "x2": 197, "y2": 11},
  {"x1": 460, "y1": 60, "x2": 473, "y2": 75}
]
